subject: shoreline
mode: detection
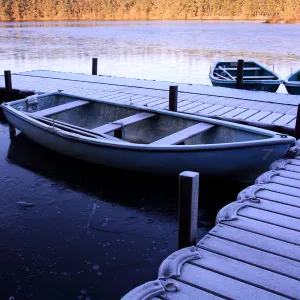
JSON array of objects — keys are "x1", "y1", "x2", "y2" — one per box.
[{"x1": 0, "y1": 18, "x2": 299, "y2": 24}]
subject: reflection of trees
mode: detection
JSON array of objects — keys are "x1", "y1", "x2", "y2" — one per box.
[{"x1": 0, "y1": 0, "x2": 300, "y2": 21}]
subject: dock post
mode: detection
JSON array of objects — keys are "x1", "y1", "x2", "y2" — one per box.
[
  {"x1": 9, "y1": 125, "x2": 16, "y2": 139},
  {"x1": 236, "y1": 59, "x2": 244, "y2": 89},
  {"x1": 92, "y1": 58, "x2": 98, "y2": 75},
  {"x1": 178, "y1": 171, "x2": 199, "y2": 249},
  {"x1": 169, "y1": 85, "x2": 178, "y2": 112},
  {"x1": 295, "y1": 104, "x2": 300, "y2": 139},
  {"x1": 4, "y1": 70, "x2": 13, "y2": 103}
]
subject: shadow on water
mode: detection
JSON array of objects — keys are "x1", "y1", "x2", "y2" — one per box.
[
  {"x1": 0, "y1": 118, "x2": 248, "y2": 299},
  {"x1": 7, "y1": 132, "x2": 247, "y2": 215}
]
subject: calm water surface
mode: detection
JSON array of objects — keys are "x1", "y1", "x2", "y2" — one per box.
[
  {"x1": 1, "y1": 21, "x2": 300, "y2": 91},
  {"x1": 0, "y1": 113, "x2": 246, "y2": 299},
  {"x1": 0, "y1": 20, "x2": 292, "y2": 299}
]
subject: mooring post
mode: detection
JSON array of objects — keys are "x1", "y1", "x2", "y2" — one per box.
[
  {"x1": 9, "y1": 125, "x2": 16, "y2": 139},
  {"x1": 4, "y1": 70, "x2": 13, "y2": 103},
  {"x1": 294, "y1": 104, "x2": 300, "y2": 140},
  {"x1": 236, "y1": 59, "x2": 244, "y2": 89},
  {"x1": 178, "y1": 171, "x2": 199, "y2": 249},
  {"x1": 169, "y1": 85, "x2": 178, "y2": 112},
  {"x1": 92, "y1": 58, "x2": 98, "y2": 75}
]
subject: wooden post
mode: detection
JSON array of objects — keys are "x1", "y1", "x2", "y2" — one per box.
[
  {"x1": 294, "y1": 104, "x2": 300, "y2": 139},
  {"x1": 92, "y1": 58, "x2": 98, "y2": 75},
  {"x1": 169, "y1": 85, "x2": 178, "y2": 112},
  {"x1": 236, "y1": 59, "x2": 244, "y2": 89},
  {"x1": 9, "y1": 125, "x2": 16, "y2": 139},
  {"x1": 4, "y1": 70, "x2": 13, "y2": 103},
  {"x1": 178, "y1": 171, "x2": 199, "y2": 249}
]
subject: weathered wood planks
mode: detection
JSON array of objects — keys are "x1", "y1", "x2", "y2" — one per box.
[
  {"x1": 1, "y1": 71, "x2": 300, "y2": 134},
  {"x1": 122, "y1": 148, "x2": 300, "y2": 300}
]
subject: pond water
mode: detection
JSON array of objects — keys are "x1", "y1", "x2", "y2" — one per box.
[
  {"x1": 1, "y1": 20, "x2": 300, "y2": 92},
  {"x1": 0, "y1": 113, "x2": 247, "y2": 299}
]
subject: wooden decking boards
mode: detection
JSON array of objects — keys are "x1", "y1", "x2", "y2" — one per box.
[
  {"x1": 1, "y1": 70, "x2": 300, "y2": 134},
  {"x1": 121, "y1": 148, "x2": 300, "y2": 299}
]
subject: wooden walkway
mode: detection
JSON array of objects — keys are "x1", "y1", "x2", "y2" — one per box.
[
  {"x1": 1, "y1": 70, "x2": 300, "y2": 134},
  {"x1": 122, "y1": 144, "x2": 300, "y2": 299}
]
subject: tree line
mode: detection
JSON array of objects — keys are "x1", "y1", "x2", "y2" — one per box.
[{"x1": 1, "y1": 0, "x2": 300, "y2": 22}]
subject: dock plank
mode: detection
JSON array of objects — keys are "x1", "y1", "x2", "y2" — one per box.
[
  {"x1": 159, "y1": 279, "x2": 223, "y2": 300},
  {"x1": 208, "y1": 106, "x2": 236, "y2": 116},
  {"x1": 249, "y1": 198, "x2": 300, "y2": 219},
  {"x1": 198, "y1": 235, "x2": 300, "y2": 280},
  {"x1": 271, "y1": 175, "x2": 300, "y2": 188},
  {"x1": 180, "y1": 264, "x2": 284, "y2": 300},
  {"x1": 262, "y1": 182, "x2": 300, "y2": 197},
  {"x1": 221, "y1": 216, "x2": 300, "y2": 245},
  {"x1": 234, "y1": 109, "x2": 259, "y2": 120},
  {"x1": 196, "y1": 105, "x2": 224, "y2": 114},
  {"x1": 220, "y1": 107, "x2": 247, "y2": 118},
  {"x1": 209, "y1": 224, "x2": 300, "y2": 261},
  {"x1": 259, "y1": 112, "x2": 284, "y2": 124},
  {"x1": 273, "y1": 115, "x2": 296, "y2": 126},
  {"x1": 183, "y1": 103, "x2": 213, "y2": 113},
  {"x1": 238, "y1": 207, "x2": 300, "y2": 231},
  {"x1": 246, "y1": 111, "x2": 272, "y2": 122},
  {"x1": 191, "y1": 249, "x2": 300, "y2": 299},
  {"x1": 276, "y1": 169, "x2": 300, "y2": 181},
  {"x1": 256, "y1": 189, "x2": 300, "y2": 207}
]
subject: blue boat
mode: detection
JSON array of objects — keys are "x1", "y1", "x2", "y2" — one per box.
[
  {"x1": 1, "y1": 92, "x2": 295, "y2": 183},
  {"x1": 209, "y1": 61, "x2": 282, "y2": 92},
  {"x1": 283, "y1": 69, "x2": 300, "y2": 95}
]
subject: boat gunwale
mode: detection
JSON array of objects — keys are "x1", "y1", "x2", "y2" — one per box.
[
  {"x1": 209, "y1": 60, "x2": 283, "y2": 85},
  {"x1": 283, "y1": 68, "x2": 300, "y2": 87},
  {"x1": 1, "y1": 92, "x2": 295, "y2": 151}
]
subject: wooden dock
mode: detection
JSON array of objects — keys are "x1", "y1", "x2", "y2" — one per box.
[
  {"x1": 1, "y1": 70, "x2": 300, "y2": 134},
  {"x1": 122, "y1": 144, "x2": 300, "y2": 299}
]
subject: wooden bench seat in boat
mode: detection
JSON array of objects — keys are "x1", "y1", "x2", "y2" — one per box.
[
  {"x1": 151, "y1": 122, "x2": 214, "y2": 145},
  {"x1": 233, "y1": 76, "x2": 275, "y2": 79},
  {"x1": 91, "y1": 112, "x2": 156, "y2": 136},
  {"x1": 30, "y1": 100, "x2": 89, "y2": 117},
  {"x1": 222, "y1": 67, "x2": 261, "y2": 71}
]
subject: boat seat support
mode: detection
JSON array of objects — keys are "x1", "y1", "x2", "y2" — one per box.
[
  {"x1": 151, "y1": 123, "x2": 215, "y2": 145},
  {"x1": 29, "y1": 100, "x2": 89, "y2": 117},
  {"x1": 91, "y1": 112, "x2": 157, "y2": 138}
]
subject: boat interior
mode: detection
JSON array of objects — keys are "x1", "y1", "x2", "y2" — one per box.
[
  {"x1": 11, "y1": 94, "x2": 269, "y2": 145},
  {"x1": 288, "y1": 71, "x2": 300, "y2": 82},
  {"x1": 213, "y1": 62, "x2": 278, "y2": 81}
]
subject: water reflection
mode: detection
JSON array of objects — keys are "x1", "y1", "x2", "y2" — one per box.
[
  {"x1": 1, "y1": 21, "x2": 300, "y2": 92},
  {"x1": 0, "y1": 114, "x2": 247, "y2": 299}
]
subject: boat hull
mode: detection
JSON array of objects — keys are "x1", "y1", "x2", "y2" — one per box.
[
  {"x1": 3, "y1": 108, "x2": 293, "y2": 183},
  {"x1": 211, "y1": 81, "x2": 280, "y2": 93},
  {"x1": 284, "y1": 85, "x2": 300, "y2": 95},
  {"x1": 284, "y1": 69, "x2": 300, "y2": 95},
  {"x1": 209, "y1": 61, "x2": 282, "y2": 93}
]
